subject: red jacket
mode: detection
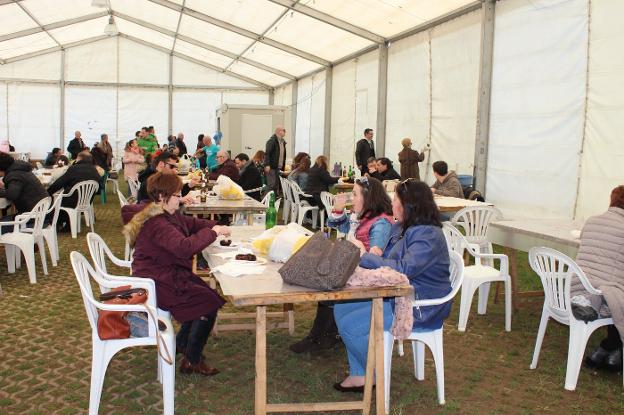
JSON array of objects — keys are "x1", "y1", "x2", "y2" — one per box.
[{"x1": 121, "y1": 203, "x2": 225, "y2": 322}]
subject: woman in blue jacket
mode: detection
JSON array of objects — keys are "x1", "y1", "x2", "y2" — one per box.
[{"x1": 333, "y1": 179, "x2": 451, "y2": 392}]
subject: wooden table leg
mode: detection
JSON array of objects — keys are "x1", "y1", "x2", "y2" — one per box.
[
  {"x1": 255, "y1": 306, "x2": 267, "y2": 415},
  {"x1": 283, "y1": 303, "x2": 295, "y2": 335},
  {"x1": 373, "y1": 298, "x2": 386, "y2": 415},
  {"x1": 362, "y1": 302, "x2": 376, "y2": 415},
  {"x1": 248, "y1": 213, "x2": 254, "y2": 226}
]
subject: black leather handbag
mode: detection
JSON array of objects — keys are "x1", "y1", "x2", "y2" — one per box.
[{"x1": 279, "y1": 232, "x2": 360, "y2": 291}]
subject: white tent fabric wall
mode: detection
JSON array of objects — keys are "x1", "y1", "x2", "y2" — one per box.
[
  {"x1": 486, "y1": 0, "x2": 588, "y2": 220},
  {"x1": 222, "y1": 91, "x2": 268, "y2": 106},
  {"x1": 386, "y1": 31, "x2": 431, "y2": 174},
  {"x1": 117, "y1": 88, "x2": 168, "y2": 150},
  {"x1": 118, "y1": 38, "x2": 168, "y2": 85},
  {"x1": 294, "y1": 71, "x2": 326, "y2": 160},
  {"x1": 172, "y1": 90, "x2": 222, "y2": 148},
  {"x1": 427, "y1": 10, "x2": 481, "y2": 183},
  {"x1": 0, "y1": 84, "x2": 7, "y2": 140},
  {"x1": 0, "y1": 52, "x2": 61, "y2": 81},
  {"x1": 171, "y1": 58, "x2": 256, "y2": 88},
  {"x1": 8, "y1": 83, "x2": 61, "y2": 158},
  {"x1": 65, "y1": 86, "x2": 117, "y2": 150},
  {"x1": 574, "y1": 0, "x2": 624, "y2": 220},
  {"x1": 272, "y1": 84, "x2": 292, "y2": 106},
  {"x1": 330, "y1": 50, "x2": 379, "y2": 167},
  {"x1": 66, "y1": 38, "x2": 117, "y2": 83}
]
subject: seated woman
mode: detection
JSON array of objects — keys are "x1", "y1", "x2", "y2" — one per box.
[
  {"x1": 333, "y1": 179, "x2": 451, "y2": 392},
  {"x1": 122, "y1": 172, "x2": 230, "y2": 376},
  {"x1": 289, "y1": 176, "x2": 393, "y2": 353},
  {"x1": 572, "y1": 185, "x2": 624, "y2": 371},
  {"x1": 287, "y1": 155, "x2": 311, "y2": 192},
  {"x1": 306, "y1": 155, "x2": 339, "y2": 207}
]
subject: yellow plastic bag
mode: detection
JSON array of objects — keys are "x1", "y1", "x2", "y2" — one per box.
[
  {"x1": 251, "y1": 226, "x2": 284, "y2": 255},
  {"x1": 213, "y1": 175, "x2": 244, "y2": 200}
]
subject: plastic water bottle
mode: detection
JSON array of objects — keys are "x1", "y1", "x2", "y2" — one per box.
[{"x1": 265, "y1": 192, "x2": 277, "y2": 229}]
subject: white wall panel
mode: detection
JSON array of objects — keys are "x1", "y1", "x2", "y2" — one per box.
[
  {"x1": 119, "y1": 37, "x2": 168, "y2": 85},
  {"x1": 222, "y1": 91, "x2": 269, "y2": 105},
  {"x1": 386, "y1": 31, "x2": 430, "y2": 169},
  {"x1": 172, "y1": 57, "x2": 255, "y2": 88},
  {"x1": 65, "y1": 37, "x2": 117, "y2": 83},
  {"x1": 575, "y1": 0, "x2": 624, "y2": 220},
  {"x1": 64, "y1": 86, "x2": 117, "y2": 152},
  {"x1": 487, "y1": 0, "x2": 588, "y2": 219},
  {"x1": 295, "y1": 72, "x2": 325, "y2": 160},
  {"x1": 117, "y1": 88, "x2": 168, "y2": 148},
  {"x1": 172, "y1": 90, "x2": 222, "y2": 150},
  {"x1": 7, "y1": 84, "x2": 60, "y2": 159},
  {"x1": 0, "y1": 84, "x2": 7, "y2": 141},
  {"x1": 273, "y1": 83, "x2": 292, "y2": 106},
  {"x1": 0, "y1": 52, "x2": 61, "y2": 81},
  {"x1": 428, "y1": 10, "x2": 480, "y2": 182}
]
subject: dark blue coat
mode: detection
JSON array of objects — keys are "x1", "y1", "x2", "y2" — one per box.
[{"x1": 360, "y1": 223, "x2": 452, "y2": 330}]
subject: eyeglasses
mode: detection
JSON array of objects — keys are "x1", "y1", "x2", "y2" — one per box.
[
  {"x1": 172, "y1": 193, "x2": 182, "y2": 198},
  {"x1": 166, "y1": 162, "x2": 177, "y2": 170}
]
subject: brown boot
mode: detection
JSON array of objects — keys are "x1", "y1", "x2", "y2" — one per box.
[{"x1": 179, "y1": 357, "x2": 219, "y2": 376}]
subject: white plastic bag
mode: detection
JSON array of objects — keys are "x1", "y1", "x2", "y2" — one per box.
[
  {"x1": 213, "y1": 175, "x2": 244, "y2": 200},
  {"x1": 268, "y1": 223, "x2": 313, "y2": 263},
  {"x1": 178, "y1": 154, "x2": 191, "y2": 175}
]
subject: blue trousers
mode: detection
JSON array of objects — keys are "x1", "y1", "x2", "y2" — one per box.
[{"x1": 334, "y1": 300, "x2": 394, "y2": 376}]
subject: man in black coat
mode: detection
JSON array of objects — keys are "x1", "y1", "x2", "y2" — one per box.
[
  {"x1": 264, "y1": 126, "x2": 287, "y2": 194},
  {"x1": 66, "y1": 131, "x2": 86, "y2": 160},
  {"x1": 176, "y1": 132, "x2": 187, "y2": 156},
  {"x1": 234, "y1": 153, "x2": 263, "y2": 201},
  {"x1": 0, "y1": 153, "x2": 49, "y2": 232},
  {"x1": 136, "y1": 151, "x2": 199, "y2": 203},
  {"x1": 355, "y1": 128, "x2": 376, "y2": 175}
]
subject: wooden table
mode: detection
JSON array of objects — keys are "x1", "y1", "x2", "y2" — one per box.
[
  {"x1": 487, "y1": 219, "x2": 583, "y2": 305},
  {"x1": 183, "y1": 195, "x2": 266, "y2": 225},
  {"x1": 333, "y1": 182, "x2": 355, "y2": 192},
  {"x1": 210, "y1": 237, "x2": 412, "y2": 415}
]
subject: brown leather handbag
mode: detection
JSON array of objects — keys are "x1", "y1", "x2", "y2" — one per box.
[
  {"x1": 97, "y1": 286, "x2": 147, "y2": 340},
  {"x1": 279, "y1": 231, "x2": 360, "y2": 291}
]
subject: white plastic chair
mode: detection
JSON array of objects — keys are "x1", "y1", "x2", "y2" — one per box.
[
  {"x1": 289, "y1": 181, "x2": 319, "y2": 228},
  {"x1": 0, "y1": 197, "x2": 50, "y2": 284},
  {"x1": 106, "y1": 173, "x2": 119, "y2": 195},
  {"x1": 22, "y1": 194, "x2": 63, "y2": 266},
  {"x1": 116, "y1": 191, "x2": 131, "y2": 259},
  {"x1": 70, "y1": 251, "x2": 175, "y2": 415},
  {"x1": 127, "y1": 177, "x2": 140, "y2": 200},
  {"x1": 451, "y1": 205, "x2": 502, "y2": 266},
  {"x1": 528, "y1": 247, "x2": 622, "y2": 390},
  {"x1": 384, "y1": 250, "x2": 465, "y2": 411},
  {"x1": 59, "y1": 180, "x2": 99, "y2": 239},
  {"x1": 443, "y1": 223, "x2": 511, "y2": 332},
  {"x1": 279, "y1": 177, "x2": 292, "y2": 223},
  {"x1": 319, "y1": 191, "x2": 346, "y2": 239}
]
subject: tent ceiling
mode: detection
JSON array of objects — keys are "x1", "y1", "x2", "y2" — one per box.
[{"x1": 0, "y1": 0, "x2": 480, "y2": 87}]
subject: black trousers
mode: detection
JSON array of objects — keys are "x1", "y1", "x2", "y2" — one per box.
[
  {"x1": 600, "y1": 325, "x2": 622, "y2": 352},
  {"x1": 176, "y1": 312, "x2": 217, "y2": 364}
]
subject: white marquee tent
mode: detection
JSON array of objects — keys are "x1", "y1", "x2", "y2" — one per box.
[{"x1": 0, "y1": 0, "x2": 622, "y2": 221}]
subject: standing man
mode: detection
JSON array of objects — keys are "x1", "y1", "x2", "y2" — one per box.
[
  {"x1": 67, "y1": 131, "x2": 86, "y2": 160},
  {"x1": 355, "y1": 128, "x2": 375, "y2": 175},
  {"x1": 202, "y1": 135, "x2": 220, "y2": 172},
  {"x1": 176, "y1": 132, "x2": 187, "y2": 156},
  {"x1": 264, "y1": 126, "x2": 286, "y2": 194}
]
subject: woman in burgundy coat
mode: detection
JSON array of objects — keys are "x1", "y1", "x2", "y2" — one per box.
[{"x1": 122, "y1": 172, "x2": 230, "y2": 376}]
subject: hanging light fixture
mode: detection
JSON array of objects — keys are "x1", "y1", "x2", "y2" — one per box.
[
  {"x1": 91, "y1": 0, "x2": 108, "y2": 7},
  {"x1": 104, "y1": 15, "x2": 118, "y2": 36}
]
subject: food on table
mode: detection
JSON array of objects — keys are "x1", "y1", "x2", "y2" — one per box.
[
  {"x1": 235, "y1": 254, "x2": 257, "y2": 261},
  {"x1": 220, "y1": 240, "x2": 232, "y2": 246}
]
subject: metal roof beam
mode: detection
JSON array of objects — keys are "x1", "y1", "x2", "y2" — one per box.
[
  {"x1": 0, "y1": 11, "x2": 109, "y2": 42},
  {"x1": 113, "y1": 12, "x2": 295, "y2": 81},
  {"x1": 2, "y1": 34, "x2": 109, "y2": 64},
  {"x1": 119, "y1": 33, "x2": 271, "y2": 90},
  {"x1": 146, "y1": 0, "x2": 330, "y2": 67},
  {"x1": 15, "y1": 0, "x2": 63, "y2": 48},
  {"x1": 267, "y1": 0, "x2": 384, "y2": 44}
]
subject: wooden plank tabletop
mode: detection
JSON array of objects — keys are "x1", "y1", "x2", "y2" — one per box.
[{"x1": 183, "y1": 195, "x2": 266, "y2": 214}]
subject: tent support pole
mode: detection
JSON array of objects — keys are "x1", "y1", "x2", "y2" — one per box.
[
  {"x1": 376, "y1": 43, "x2": 389, "y2": 158},
  {"x1": 168, "y1": 53, "x2": 173, "y2": 137},
  {"x1": 268, "y1": 89, "x2": 274, "y2": 105},
  {"x1": 290, "y1": 81, "x2": 298, "y2": 155},
  {"x1": 323, "y1": 67, "x2": 332, "y2": 160},
  {"x1": 473, "y1": 0, "x2": 496, "y2": 196},
  {"x1": 60, "y1": 49, "x2": 65, "y2": 151}
]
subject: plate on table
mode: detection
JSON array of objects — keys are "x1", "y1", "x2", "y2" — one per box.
[
  {"x1": 231, "y1": 257, "x2": 268, "y2": 265},
  {"x1": 215, "y1": 241, "x2": 242, "y2": 250}
]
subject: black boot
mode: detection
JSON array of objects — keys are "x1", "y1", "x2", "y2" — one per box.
[
  {"x1": 184, "y1": 314, "x2": 216, "y2": 365},
  {"x1": 289, "y1": 303, "x2": 340, "y2": 353}
]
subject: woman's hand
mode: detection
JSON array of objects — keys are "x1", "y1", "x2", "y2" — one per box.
[
  {"x1": 348, "y1": 237, "x2": 366, "y2": 256},
  {"x1": 333, "y1": 193, "x2": 347, "y2": 211},
  {"x1": 212, "y1": 225, "x2": 231, "y2": 237},
  {"x1": 369, "y1": 246, "x2": 383, "y2": 256},
  {"x1": 181, "y1": 195, "x2": 195, "y2": 205}
]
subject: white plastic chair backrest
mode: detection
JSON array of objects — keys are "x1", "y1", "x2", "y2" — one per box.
[
  {"x1": 451, "y1": 206, "x2": 501, "y2": 243},
  {"x1": 127, "y1": 177, "x2": 140, "y2": 199},
  {"x1": 261, "y1": 191, "x2": 274, "y2": 207},
  {"x1": 117, "y1": 190, "x2": 128, "y2": 207},
  {"x1": 528, "y1": 247, "x2": 599, "y2": 322},
  {"x1": 87, "y1": 232, "x2": 132, "y2": 277},
  {"x1": 289, "y1": 181, "x2": 306, "y2": 205},
  {"x1": 64, "y1": 180, "x2": 99, "y2": 210},
  {"x1": 320, "y1": 191, "x2": 334, "y2": 214},
  {"x1": 280, "y1": 177, "x2": 292, "y2": 203},
  {"x1": 48, "y1": 194, "x2": 63, "y2": 228},
  {"x1": 70, "y1": 251, "x2": 105, "y2": 332},
  {"x1": 17, "y1": 197, "x2": 50, "y2": 234},
  {"x1": 442, "y1": 222, "x2": 467, "y2": 255}
]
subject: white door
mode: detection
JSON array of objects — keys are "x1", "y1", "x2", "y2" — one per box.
[{"x1": 241, "y1": 113, "x2": 273, "y2": 156}]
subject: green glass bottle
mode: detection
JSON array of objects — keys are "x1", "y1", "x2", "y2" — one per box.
[{"x1": 265, "y1": 192, "x2": 277, "y2": 229}]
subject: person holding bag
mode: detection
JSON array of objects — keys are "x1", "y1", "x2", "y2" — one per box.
[
  {"x1": 122, "y1": 172, "x2": 230, "y2": 376},
  {"x1": 333, "y1": 179, "x2": 451, "y2": 392},
  {"x1": 289, "y1": 176, "x2": 393, "y2": 353}
]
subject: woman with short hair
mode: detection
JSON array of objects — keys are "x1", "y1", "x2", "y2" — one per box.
[
  {"x1": 122, "y1": 172, "x2": 230, "y2": 376},
  {"x1": 333, "y1": 179, "x2": 451, "y2": 392},
  {"x1": 306, "y1": 155, "x2": 339, "y2": 207}
]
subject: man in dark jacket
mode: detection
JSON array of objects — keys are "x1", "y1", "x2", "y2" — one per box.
[
  {"x1": 176, "y1": 132, "x2": 187, "y2": 156},
  {"x1": 67, "y1": 131, "x2": 86, "y2": 160},
  {"x1": 0, "y1": 153, "x2": 48, "y2": 228},
  {"x1": 137, "y1": 151, "x2": 199, "y2": 203},
  {"x1": 431, "y1": 160, "x2": 464, "y2": 199},
  {"x1": 234, "y1": 153, "x2": 262, "y2": 201},
  {"x1": 264, "y1": 126, "x2": 286, "y2": 194},
  {"x1": 209, "y1": 150, "x2": 239, "y2": 182},
  {"x1": 355, "y1": 128, "x2": 376, "y2": 175},
  {"x1": 376, "y1": 157, "x2": 401, "y2": 181}
]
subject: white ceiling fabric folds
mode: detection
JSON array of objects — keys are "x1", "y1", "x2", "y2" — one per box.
[{"x1": 0, "y1": 0, "x2": 477, "y2": 86}]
